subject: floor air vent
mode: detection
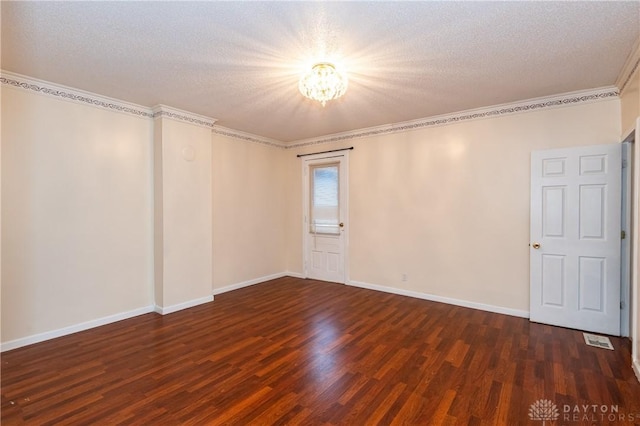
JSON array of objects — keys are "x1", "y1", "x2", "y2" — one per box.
[{"x1": 583, "y1": 332, "x2": 614, "y2": 350}]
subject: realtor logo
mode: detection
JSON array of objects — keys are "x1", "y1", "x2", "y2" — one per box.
[
  {"x1": 529, "y1": 399, "x2": 639, "y2": 423},
  {"x1": 529, "y1": 399, "x2": 560, "y2": 425}
]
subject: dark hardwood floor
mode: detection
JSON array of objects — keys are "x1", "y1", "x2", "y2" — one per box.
[{"x1": 2, "y1": 276, "x2": 640, "y2": 425}]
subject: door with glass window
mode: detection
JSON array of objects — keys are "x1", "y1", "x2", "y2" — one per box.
[{"x1": 303, "y1": 153, "x2": 349, "y2": 283}]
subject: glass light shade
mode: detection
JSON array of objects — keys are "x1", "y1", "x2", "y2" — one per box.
[{"x1": 299, "y1": 62, "x2": 348, "y2": 106}]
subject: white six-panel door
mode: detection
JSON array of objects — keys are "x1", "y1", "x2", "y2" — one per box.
[{"x1": 530, "y1": 144, "x2": 621, "y2": 335}]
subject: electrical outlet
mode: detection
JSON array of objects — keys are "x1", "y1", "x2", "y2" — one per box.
[{"x1": 401, "y1": 273, "x2": 408, "y2": 282}]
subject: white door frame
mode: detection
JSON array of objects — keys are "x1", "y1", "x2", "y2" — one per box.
[
  {"x1": 621, "y1": 140, "x2": 632, "y2": 337},
  {"x1": 626, "y1": 119, "x2": 640, "y2": 378},
  {"x1": 302, "y1": 151, "x2": 350, "y2": 283}
]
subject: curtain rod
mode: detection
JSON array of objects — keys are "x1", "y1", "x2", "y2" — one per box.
[{"x1": 296, "y1": 147, "x2": 354, "y2": 158}]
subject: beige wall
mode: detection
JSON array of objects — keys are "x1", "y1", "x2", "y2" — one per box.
[
  {"x1": 0, "y1": 72, "x2": 3, "y2": 341},
  {"x1": 621, "y1": 65, "x2": 640, "y2": 137},
  {"x1": 212, "y1": 134, "x2": 286, "y2": 290},
  {"x1": 154, "y1": 117, "x2": 213, "y2": 309},
  {"x1": 0, "y1": 79, "x2": 288, "y2": 347},
  {"x1": 1, "y1": 86, "x2": 153, "y2": 343},
  {"x1": 286, "y1": 99, "x2": 621, "y2": 313},
  {"x1": 0, "y1": 76, "x2": 628, "y2": 352}
]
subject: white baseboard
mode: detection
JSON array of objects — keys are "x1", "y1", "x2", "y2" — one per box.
[
  {"x1": 1, "y1": 275, "x2": 530, "y2": 352},
  {"x1": 213, "y1": 272, "x2": 291, "y2": 295},
  {"x1": 347, "y1": 280, "x2": 530, "y2": 319},
  {"x1": 1, "y1": 305, "x2": 154, "y2": 352},
  {"x1": 154, "y1": 295, "x2": 214, "y2": 315},
  {"x1": 633, "y1": 358, "x2": 640, "y2": 384}
]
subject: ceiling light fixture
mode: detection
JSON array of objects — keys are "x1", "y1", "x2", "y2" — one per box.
[{"x1": 299, "y1": 62, "x2": 348, "y2": 107}]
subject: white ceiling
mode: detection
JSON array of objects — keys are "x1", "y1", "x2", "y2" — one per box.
[{"x1": 2, "y1": 1, "x2": 639, "y2": 143}]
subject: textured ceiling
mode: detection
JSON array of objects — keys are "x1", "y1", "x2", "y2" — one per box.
[{"x1": 2, "y1": 1, "x2": 639, "y2": 143}]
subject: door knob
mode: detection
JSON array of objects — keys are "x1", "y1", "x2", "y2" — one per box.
[
  {"x1": 532, "y1": 242, "x2": 541, "y2": 249},
  {"x1": 339, "y1": 223, "x2": 344, "y2": 228}
]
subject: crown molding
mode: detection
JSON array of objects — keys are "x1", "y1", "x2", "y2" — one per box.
[
  {"x1": 286, "y1": 86, "x2": 619, "y2": 149},
  {"x1": 212, "y1": 125, "x2": 286, "y2": 149},
  {"x1": 0, "y1": 70, "x2": 153, "y2": 119},
  {"x1": 152, "y1": 104, "x2": 216, "y2": 129},
  {"x1": 2, "y1": 70, "x2": 620, "y2": 150},
  {"x1": 616, "y1": 36, "x2": 640, "y2": 93},
  {"x1": 0, "y1": 70, "x2": 272, "y2": 143}
]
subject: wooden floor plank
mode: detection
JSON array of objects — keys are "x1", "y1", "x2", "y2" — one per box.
[{"x1": 2, "y1": 277, "x2": 640, "y2": 424}]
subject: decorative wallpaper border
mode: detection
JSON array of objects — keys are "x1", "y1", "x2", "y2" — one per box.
[
  {"x1": 0, "y1": 72, "x2": 153, "y2": 119},
  {"x1": 211, "y1": 126, "x2": 286, "y2": 149},
  {"x1": 1, "y1": 70, "x2": 621, "y2": 150},
  {"x1": 151, "y1": 105, "x2": 216, "y2": 129},
  {"x1": 286, "y1": 87, "x2": 619, "y2": 149},
  {"x1": 1, "y1": 72, "x2": 220, "y2": 129}
]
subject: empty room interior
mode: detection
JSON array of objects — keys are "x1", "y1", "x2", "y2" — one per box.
[{"x1": 2, "y1": 1, "x2": 640, "y2": 424}]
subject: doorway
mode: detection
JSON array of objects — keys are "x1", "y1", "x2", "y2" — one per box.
[{"x1": 302, "y1": 152, "x2": 349, "y2": 283}]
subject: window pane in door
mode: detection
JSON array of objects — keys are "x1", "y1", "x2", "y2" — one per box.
[{"x1": 310, "y1": 164, "x2": 339, "y2": 234}]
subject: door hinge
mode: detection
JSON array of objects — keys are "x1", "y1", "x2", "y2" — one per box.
[
  {"x1": 621, "y1": 301, "x2": 625, "y2": 309},
  {"x1": 621, "y1": 230, "x2": 626, "y2": 240},
  {"x1": 622, "y1": 159, "x2": 628, "y2": 169}
]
